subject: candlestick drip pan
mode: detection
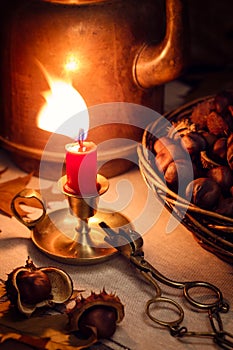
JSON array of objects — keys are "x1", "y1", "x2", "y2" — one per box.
[
  {"x1": 31, "y1": 208, "x2": 132, "y2": 264},
  {"x1": 30, "y1": 174, "x2": 132, "y2": 265}
]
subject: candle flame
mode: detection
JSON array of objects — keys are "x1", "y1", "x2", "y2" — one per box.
[
  {"x1": 64, "y1": 54, "x2": 79, "y2": 72},
  {"x1": 36, "y1": 63, "x2": 89, "y2": 140}
]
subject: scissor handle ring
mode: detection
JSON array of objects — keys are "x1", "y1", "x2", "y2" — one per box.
[
  {"x1": 146, "y1": 297, "x2": 184, "y2": 327},
  {"x1": 184, "y1": 281, "x2": 223, "y2": 310}
]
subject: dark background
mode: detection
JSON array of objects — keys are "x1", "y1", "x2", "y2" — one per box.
[
  {"x1": 181, "y1": 0, "x2": 233, "y2": 101},
  {"x1": 0, "y1": 0, "x2": 233, "y2": 103}
]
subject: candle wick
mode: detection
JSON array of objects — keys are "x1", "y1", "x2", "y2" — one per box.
[{"x1": 77, "y1": 128, "x2": 85, "y2": 151}]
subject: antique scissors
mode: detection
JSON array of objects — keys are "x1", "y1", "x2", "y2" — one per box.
[{"x1": 99, "y1": 222, "x2": 233, "y2": 349}]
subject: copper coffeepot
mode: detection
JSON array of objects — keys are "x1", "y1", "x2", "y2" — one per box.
[{"x1": 0, "y1": 0, "x2": 187, "y2": 178}]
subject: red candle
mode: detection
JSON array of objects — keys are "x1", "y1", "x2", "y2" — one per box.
[{"x1": 64, "y1": 141, "x2": 97, "y2": 196}]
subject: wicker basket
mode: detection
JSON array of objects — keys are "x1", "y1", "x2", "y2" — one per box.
[{"x1": 137, "y1": 96, "x2": 233, "y2": 264}]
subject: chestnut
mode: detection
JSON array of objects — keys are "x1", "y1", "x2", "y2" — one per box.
[
  {"x1": 181, "y1": 132, "x2": 206, "y2": 155},
  {"x1": 185, "y1": 178, "x2": 221, "y2": 210},
  {"x1": 155, "y1": 143, "x2": 188, "y2": 173},
  {"x1": 5, "y1": 258, "x2": 73, "y2": 317},
  {"x1": 201, "y1": 131, "x2": 217, "y2": 148},
  {"x1": 153, "y1": 136, "x2": 176, "y2": 154},
  {"x1": 78, "y1": 305, "x2": 117, "y2": 339},
  {"x1": 16, "y1": 270, "x2": 52, "y2": 305},
  {"x1": 164, "y1": 159, "x2": 197, "y2": 194},
  {"x1": 67, "y1": 290, "x2": 124, "y2": 340},
  {"x1": 216, "y1": 197, "x2": 233, "y2": 217},
  {"x1": 207, "y1": 166, "x2": 233, "y2": 193},
  {"x1": 211, "y1": 137, "x2": 227, "y2": 163}
]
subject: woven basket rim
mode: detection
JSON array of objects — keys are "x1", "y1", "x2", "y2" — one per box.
[{"x1": 138, "y1": 93, "x2": 233, "y2": 263}]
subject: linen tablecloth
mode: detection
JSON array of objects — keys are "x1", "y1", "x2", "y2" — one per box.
[{"x1": 0, "y1": 149, "x2": 232, "y2": 350}]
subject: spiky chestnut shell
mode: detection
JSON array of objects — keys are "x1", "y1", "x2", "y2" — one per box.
[
  {"x1": 67, "y1": 289, "x2": 124, "y2": 339},
  {"x1": 168, "y1": 119, "x2": 196, "y2": 140},
  {"x1": 5, "y1": 257, "x2": 73, "y2": 317}
]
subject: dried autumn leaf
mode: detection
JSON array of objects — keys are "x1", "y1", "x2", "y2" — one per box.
[
  {"x1": 0, "y1": 312, "x2": 97, "y2": 349},
  {"x1": 0, "y1": 173, "x2": 33, "y2": 217},
  {"x1": 0, "y1": 330, "x2": 49, "y2": 350},
  {"x1": 0, "y1": 283, "x2": 97, "y2": 349},
  {"x1": 0, "y1": 284, "x2": 10, "y2": 315}
]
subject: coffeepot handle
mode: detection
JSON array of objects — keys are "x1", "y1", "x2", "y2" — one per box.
[
  {"x1": 134, "y1": 0, "x2": 188, "y2": 88},
  {"x1": 11, "y1": 189, "x2": 46, "y2": 228}
]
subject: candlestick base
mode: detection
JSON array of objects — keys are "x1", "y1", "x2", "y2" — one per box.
[
  {"x1": 31, "y1": 207, "x2": 132, "y2": 264},
  {"x1": 31, "y1": 174, "x2": 133, "y2": 265}
]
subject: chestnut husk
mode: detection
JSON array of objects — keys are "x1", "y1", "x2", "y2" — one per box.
[
  {"x1": 5, "y1": 257, "x2": 73, "y2": 317},
  {"x1": 67, "y1": 289, "x2": 124, "y2": 340}
]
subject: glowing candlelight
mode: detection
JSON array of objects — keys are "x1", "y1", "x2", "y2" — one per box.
[{"x1": 36, "y1": 65, "x2": 97, "y2": 196}]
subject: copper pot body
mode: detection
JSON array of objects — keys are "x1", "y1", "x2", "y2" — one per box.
[{"x1": 0, "y1": 0, "x2": 187, "y2": 178}]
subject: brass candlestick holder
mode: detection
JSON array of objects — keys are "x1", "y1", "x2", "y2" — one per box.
[{"x1": 11, "y1": 174, "x2": 132, "y2": 265}]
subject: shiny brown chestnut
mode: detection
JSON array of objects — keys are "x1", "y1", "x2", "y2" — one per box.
[
  {"x1": 186, "y1": 178, "x2": 221, "y2": 210},
  {"x1": 155, "y1": 143, "x2": 188, "y2": 173},
  {"x1": 180, "y1": 132, "x2": 206, "y2": 155},
  {"x1": 79, "y1": 305, "x2": 117, "y2": 339},
  {"x1": 67, "y1": 290, "x2": 124, "y2": 340},
  {"x1": 211, "y1": 137, "x2": 227, "y2": 163},
  {"x1": 207, "y1": 166, "x2": 233, "y2": 193},
  {"x1": 164, "y1": 159, "x2": 198, "y2": 194},
  {"x1": 16, "y1": 269, "x2": 52, "y2": 305},
  {"x1": 153, "y1": 136, "x2": 176, "y2": 154}
]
